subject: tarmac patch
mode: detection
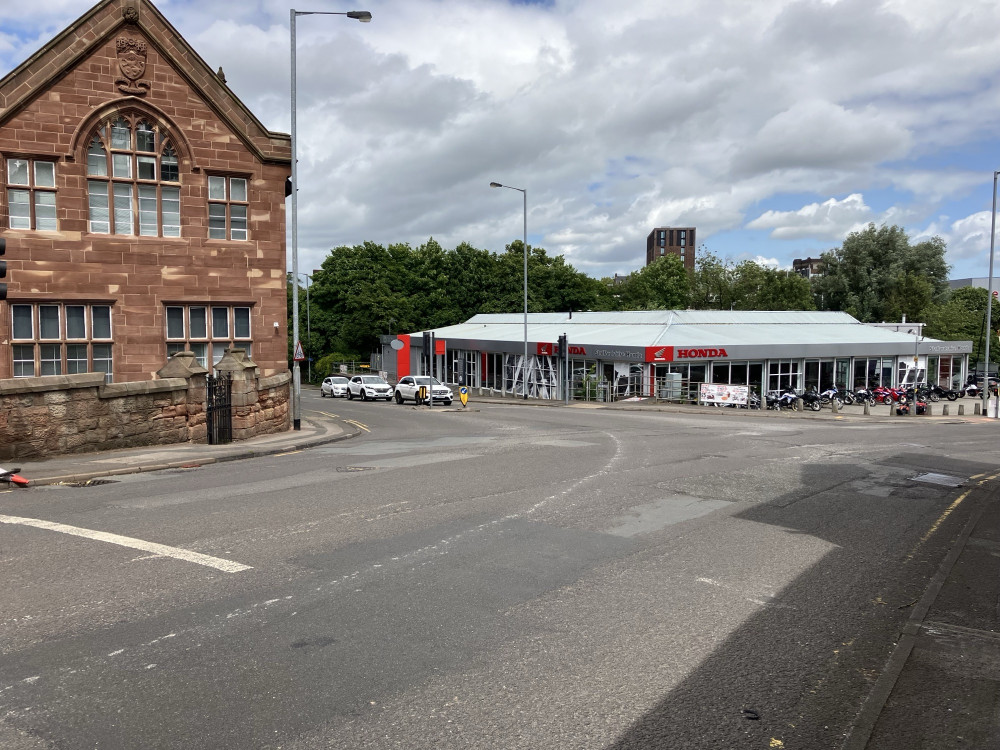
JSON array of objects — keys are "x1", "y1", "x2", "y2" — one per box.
[{"x1": 606, "y1": 495, "x2": 730, "y2": 537}]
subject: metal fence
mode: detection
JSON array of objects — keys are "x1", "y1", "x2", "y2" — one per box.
[
  {"x1": 572, "y1": 375, "x2": 702, "y2": 404},
  {"x1": 206, "y1": 373, "x2": 233, "y2": 445}
]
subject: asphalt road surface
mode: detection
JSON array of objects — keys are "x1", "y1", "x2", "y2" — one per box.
[{"x1": 2, "y1": 392, "x2": 997, "y2": 749}]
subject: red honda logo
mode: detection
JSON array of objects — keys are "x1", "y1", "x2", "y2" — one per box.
[{"x1": 644, "y1": 346, "x2": 673, "y2": 362}]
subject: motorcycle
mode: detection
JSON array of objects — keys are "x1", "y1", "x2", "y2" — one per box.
[
  {"x1": 896, "y1": 400, "x2": 928, "y2": 415},
  {"x1": 762, "y1": 390, "x2": 786, "y2": 410},
  {"x1": 854, "y1": 388, "x2": 877, "y2": 406},
  {"x1": 872, "y1": 385, "x2": 907, "y2": 404},
  {"x1": 818, "y1": 386, "x2": 842, "y2": 406},
  {"x1": 819, "y1": 386, "x2": 855, "y2": 406},
  {"x1": 925, "y1": 384, "x2": 959, "y2": 402},
  {"x1": 799, "y1": 387, "x2": 823, "y2": 412},
  {"x1": 776, "y1": 387, "x2": 799, "y2": 409}
]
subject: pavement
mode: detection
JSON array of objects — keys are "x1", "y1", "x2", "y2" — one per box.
[
  {"x1": 6, "y1": 411, "x2": 354, "y2": 488},
  {"x1": 3, "y1": 389, "x2": 1000, "y2": 746}
]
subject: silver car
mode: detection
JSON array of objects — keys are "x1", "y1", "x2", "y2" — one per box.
[{"x1": 321, "y1": 376, "x2": 350, "y2": 398}]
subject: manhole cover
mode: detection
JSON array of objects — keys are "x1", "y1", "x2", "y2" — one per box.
[
  {"x1": 64, "y1": 478, "x2": 119, "y2": 487},
  {"x1": 912, "y1": 473, "x2": 965, "y2": 488}
]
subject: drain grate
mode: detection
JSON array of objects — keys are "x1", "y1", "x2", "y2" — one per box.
[
  {"x1": 64, "y1": 478, "x2": 119, "y2": 487},
  {"x1": 912, "y1": 472, "x2": 964, "y2": 488},
  {"x1": 336, "y1": 466, "x2": 376, "y2": 472}
]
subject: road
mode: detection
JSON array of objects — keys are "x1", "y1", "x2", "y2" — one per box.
[{"x1": 1, "y1": 392, "x2": 997, "y2": 749}]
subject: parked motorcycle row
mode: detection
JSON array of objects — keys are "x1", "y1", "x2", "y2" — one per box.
[{"x1": 734, "y1": 381, "x2": 990, "y2": 412}]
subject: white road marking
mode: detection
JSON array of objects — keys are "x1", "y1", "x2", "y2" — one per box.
[{"x1": 0, "y1": 515, "x2": 252, "y2": 573}]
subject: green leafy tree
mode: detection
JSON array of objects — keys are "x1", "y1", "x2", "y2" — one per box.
[
  {"x1": 690, "y1": 253, "x2": 736, "y2": 309},
  {"x1": 925, "y1": 286, "x2": 998, "y2": 368},
  {"x1": 812, "y1": 224, "x2": 950, "y2": 321},
  {"x1": 303, "y1": 238, "x2": 605, "y2": 355},
  {"x1": 730, "y1": 261, "x2": 815, "y2": 310},
  {"x1": 617, "y1": 254, "x2": 690, "y2": 309}
]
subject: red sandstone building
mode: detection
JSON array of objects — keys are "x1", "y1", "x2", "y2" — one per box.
[
  {"x1": 645, "y1": 226, "x2": 696, "y2": 271},
  {"x1": 0, "y1": 0, "x2": 290, "y2": 382}
]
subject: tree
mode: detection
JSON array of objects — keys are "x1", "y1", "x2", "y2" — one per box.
[
  {"x1": 812, "y1": 223, "x2": 951, "y2": 322},
  {"x1": 730, "y1": 261, "x2": 815, "y2": 310},
  {"x1": 303, "y1": 238, "x2": 606, "y2": 356},
  {"x1": 617, "y1": 254, "x2": 690, "y2": 309},
  {"x1": 925, "y1": 286, "x2": 998, "y2": 369},
  {"x1": 690, "y1": 253, "x2": 736, "y2": 310}
]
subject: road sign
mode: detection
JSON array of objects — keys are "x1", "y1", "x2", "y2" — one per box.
[
  {"x1": 460, "y1": 386, "x2": 469, "y2": 407},
  {"x1": 293, "y1": 341, "x2": 305, "y2": 361}
]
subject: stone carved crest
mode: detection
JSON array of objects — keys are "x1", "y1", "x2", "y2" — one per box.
[
  {"x1": 116, "y1": 37, "x2": 151, "y2": 96},
  {"x1": 122, "y1": 6, "x2": 139, "y2": 23}
]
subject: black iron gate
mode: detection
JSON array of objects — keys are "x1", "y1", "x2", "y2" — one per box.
[{"x1": 206, "y1": 373, "x2": 233, "y2": 445}]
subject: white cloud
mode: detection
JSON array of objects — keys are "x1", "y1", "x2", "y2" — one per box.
[
  {"x1": 4, "y1": 0, "x2": 1000, "y2": 280},
  {"x1": 921, "y1": 211, "x2": 996, "y2": 265},
  {"x1": 746, "y1": 194, "x2": 873, "y2": 240},
  {"x1": 754, "y1": 256, "x2": 781, "y2": 269},
  {"x1": 734, "y1": 100, "x2": 911, "y2": 176}
]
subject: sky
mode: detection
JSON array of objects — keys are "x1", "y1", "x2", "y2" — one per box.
[{"x1": 3, "y1": 0, "x2": 1000, "y2": 281}]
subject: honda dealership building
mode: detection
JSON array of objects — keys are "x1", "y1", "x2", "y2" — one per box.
[{"x1": 381, "y1": 311, "x2": 972, "y2": 401}]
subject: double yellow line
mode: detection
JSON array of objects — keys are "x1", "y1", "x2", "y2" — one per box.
[
  {"x1": 309, "y1": 409, "x2": 370, "y2": 433},
  {"x1": 907, "y1": 469, "x2": 1000, "y2": 559}
]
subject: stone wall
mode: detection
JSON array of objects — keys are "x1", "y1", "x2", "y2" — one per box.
[{"x1": 0, "y1": 356, "x2": 290, "y2": 460}]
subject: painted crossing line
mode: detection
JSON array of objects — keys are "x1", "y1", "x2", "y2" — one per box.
[{"x1": 0, "y1": 515, "x2": 252, "y2": 573}]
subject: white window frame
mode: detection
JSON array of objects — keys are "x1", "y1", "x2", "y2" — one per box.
[{"x1": 5, "y1": 157, "x2": 57, "y2": 230}]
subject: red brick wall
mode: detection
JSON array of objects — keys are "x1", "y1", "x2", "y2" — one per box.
[{"x1": 0, "y1": 10, "x2": 290, "y2": 381}]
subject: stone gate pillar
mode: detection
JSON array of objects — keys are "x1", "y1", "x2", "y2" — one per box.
[
  {"x1": 156, "y1": 351, "x2": 209, "y2": 442},
  {"x1": 213, "y1": 348, "x2": 261, "y2": 441}
]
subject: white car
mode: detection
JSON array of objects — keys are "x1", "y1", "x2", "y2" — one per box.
[
  {"x1": 320, "y1": 376, "x2": 350, "y2": 398},
  {"x1": 347, "y1": 375, "x2": 393, "y2": 401},
  {"x1": 394, "y1": 375, "x2": 453, "y2": 405}
]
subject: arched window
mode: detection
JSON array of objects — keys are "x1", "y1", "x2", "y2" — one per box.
[{"x1": 86, "y1": 113, "x2": 180, "y2": 237}]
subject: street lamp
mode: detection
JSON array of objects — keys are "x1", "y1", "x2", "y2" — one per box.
[
  {"x1": 490, "y1": 181, "x2": 528, "y2": 399},
  {"x1": 983, "y1": 170, "x2": 999, "y2": 418},
  {"x1": 290, "y1": 8, "x2": 371, "y2": 431}
]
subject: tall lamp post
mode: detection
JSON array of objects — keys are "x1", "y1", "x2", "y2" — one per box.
[
  {"x1": 489, "y1": 181, "x2": 528, "y2": 399},
  {"x1": 290, "y1": 8, "x2": 371, "y2": 431},
  {"x1": 983, "y1": 170, "x2": 999, "y2": 418}
]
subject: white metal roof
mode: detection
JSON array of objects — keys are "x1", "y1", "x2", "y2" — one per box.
[{"x1": 415, "y1": 310, "x2": 949, "y2": 349}]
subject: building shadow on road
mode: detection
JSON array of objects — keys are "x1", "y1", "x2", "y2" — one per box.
[{"x1": 602, "y1": 452, "x2": 996, "y2": 750}]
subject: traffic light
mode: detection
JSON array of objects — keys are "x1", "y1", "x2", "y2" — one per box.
[{"x1": 0, "y1": 238, "x2": 6, "y2": 301}]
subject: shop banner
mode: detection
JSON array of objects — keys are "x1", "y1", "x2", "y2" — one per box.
[{"x1": 700, "y1": 383, "x2": 749, "y2": 405}]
